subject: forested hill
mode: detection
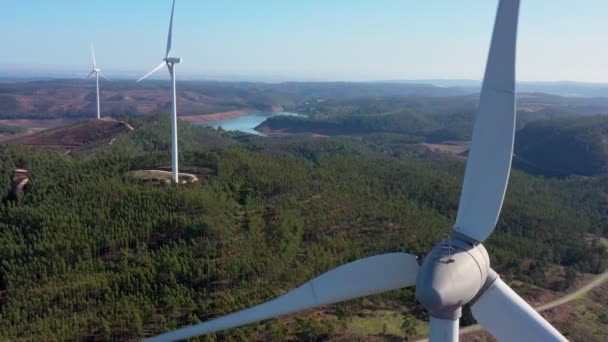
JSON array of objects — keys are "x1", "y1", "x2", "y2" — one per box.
[
  {"x1": 257, "y1": 111, "x2": 473, "y2": 143},
  {"x1": 515, "y1": 115, "x2": 608, "y2": 177},
  {"x1": 257, "y1": 92, "x2": 608, "y2": 137},
  {"x1": 0, "y1": 116, "x2": 606, "y2": 340},
  {"x1": 255, "y1": 94, "x2": 608, "y2": 179}
]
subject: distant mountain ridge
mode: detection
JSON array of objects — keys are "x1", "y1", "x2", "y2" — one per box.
[
  {"x1": 0, "y1": 80, "x2": 468, "y2": 120},
  {"x1": 378, "y1": 80, "x2": 608, "y2": 98}
]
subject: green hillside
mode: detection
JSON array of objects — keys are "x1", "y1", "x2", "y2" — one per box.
[
  {"x1": 258, "y1": 111, "x2": 473, "y2": 143},
  {"x1": 515, "y1": 116, "x2": 608, "y2": 176},
  {"x1": 0, "y1": 116, "x2": 606, "y2": 340}
]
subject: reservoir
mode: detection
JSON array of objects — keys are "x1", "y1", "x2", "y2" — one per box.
[{"x1": 201, "y1": 112, "x2": 300, "y2": 136}]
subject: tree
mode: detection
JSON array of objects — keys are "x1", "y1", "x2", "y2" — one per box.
[
  {"x1": 401, "y1": 313, "x2": 417, "y2": 341},
  {"x1": 129, "y1": 311, "x2": 144, "y2": 338},
  {"x1": 564, "y1": 267, "x2": 578, "y2": 289},
  {"x1": 98, "y1": 318, "x2": 112, "y2": 342},
  {"x1": 267, "y1": 320, "x2": 288, "y2": 341},
  {"x1": 460, "y1": 306, "x2": 476, "y2": 326}
]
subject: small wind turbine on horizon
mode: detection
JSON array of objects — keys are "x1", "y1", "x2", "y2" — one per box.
[
  {"x1": 86, "y1": 45, "x2": 110, "y2": 120},
  {"x1": 137, "y1": 0, "x2": 182, "y2": 184}
]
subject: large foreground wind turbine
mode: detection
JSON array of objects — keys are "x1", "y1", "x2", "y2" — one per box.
[
  {"x1": 86, "y1": 45, "x2": 110, "y2": 120},
  {"x1": 147, "y1": 1, "x2": 567, "y2": 341},
  {"x1": 137, "y1": 0, "x2": 181, "y2": 183}
]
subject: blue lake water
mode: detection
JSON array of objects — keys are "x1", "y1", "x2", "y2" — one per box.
[{"x1": 201, "y1": 112, "x2": 300, "y2": 136}]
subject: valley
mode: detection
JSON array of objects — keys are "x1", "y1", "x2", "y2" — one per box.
[{"x1": 1, "y1": 80, "x2": 608, "y2": 340}]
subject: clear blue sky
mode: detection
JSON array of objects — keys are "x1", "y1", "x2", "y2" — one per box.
[{"x1": 1, "y1": 0, "x2": 607, "y2": 82}]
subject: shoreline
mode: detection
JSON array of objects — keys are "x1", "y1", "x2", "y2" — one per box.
[
  {"x1": 180, "y1": 105, "x2": 285, "y2": 124},
  {"x1": 179, "y1": 110, "x2": 252, "y2": 123}
]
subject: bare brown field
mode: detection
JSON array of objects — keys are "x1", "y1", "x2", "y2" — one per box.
[
  {"x1": 1, "y1": 118, "x2": 133, "y2": 153},
  {"x1": 0, "y1": 118, "x2": 76, "y2": 129},
  {"x1": 420, "y1": 141, "x2": 470, "y2": 156},
  {"x1": 0, "y1": 82, "x2": 277, "y2": 119}
]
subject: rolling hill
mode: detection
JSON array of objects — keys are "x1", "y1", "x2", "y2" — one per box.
[
  {"x1": 1, "y1": 118, "x2": 133, "y2": 153},
  {"x1": 514, "y1": 116, "x2": 608, "y2": 177},
  {"x1": 0, "y1": 115, "x2": 606, "y2": 340}
]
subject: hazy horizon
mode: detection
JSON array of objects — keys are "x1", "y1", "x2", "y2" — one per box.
[
  {"x1": 3, "y1": 72, "x2": 608, "y2": 87},
  {"x1": 2, "y1": 1, "x2": 608, "y2": 83}
]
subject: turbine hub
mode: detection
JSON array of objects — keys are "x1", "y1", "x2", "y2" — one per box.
[
  {"x1": 415, "y1": 237, "x2": 491, "y2": 319},
  {"x1": 164, "y1": 57, "x2": 183, "y2": 64}
]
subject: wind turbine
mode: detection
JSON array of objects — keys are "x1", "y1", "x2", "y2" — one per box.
[
  {"x1": 137, "y1": 0, "x2": 181, "y2": 183},
  {"x1": 146, "y1": 1, "x2": 568, "y2": 341},
  {"x1": 86, "y1": 45, "x2": 110, "y2": 120}
]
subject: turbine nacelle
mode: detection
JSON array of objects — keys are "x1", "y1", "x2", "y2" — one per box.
[
  {"x1": 416, "y1": 238, "x2": 491, "y2": 319},
  {"x1": 164, "y1": 57, "x2": 182, "y2": 64}
]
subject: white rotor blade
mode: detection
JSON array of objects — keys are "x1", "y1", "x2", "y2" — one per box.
[
  {"x1": 91, "y1": 44, "x2": 97, "y2": 68},
  {"x1": 454, "y1": 0, "x2": 520, "y2": 242},
  {"x1": 137, "y1": 62, "x2": 167, "y2": 83},
  {"x1": 166, "y1": 0, "x2": 176, "y2": 58},
  {"x1": 145, "y1": 253, "x2": 419, "y2": 342},
  {"x1": 86, "y1": 70, "x2": 95, "y2": 79},
  {"x1": 99, "y1": 72, "x2": 111, "y2": 81},
  {"x1": 472, "y1": 277, "x2": 566, "y2": 341}
]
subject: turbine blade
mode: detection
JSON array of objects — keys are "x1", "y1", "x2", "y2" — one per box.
[
  {"x1": 91, "y1": 44, "x2": 97, "y2": 68},
  {"x1": 137, "y1": 62, "x2": 167, "y2": 83},
  {"x1": 166, "y1": 0, "x2": 176, "y2": 58},
  {"x1": 86, "y1": 70, "x2": 95, "y2": 79},
  {"x1": 99, "y1": 72, "x2": 111, "y2": 81},
  {"x1": 472, "y1": 277, "x2": 566, "y2": 341},
  {"x1": 145, "y1": 253, "x2": 419, "y2": 342},
  {"x1": 453, "y1": 0, "x2": 520, "y2": 242}
]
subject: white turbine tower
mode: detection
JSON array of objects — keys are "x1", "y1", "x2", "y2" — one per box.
[
  {"x1": 137, "y1": 0, "x2": 181, "y2": 183},
  {"x1": 146, "y1": 1, "x2": 568, "y2": 341},
  {"x1": 86, "y1": 45, "x2": 110, "y2": 120}
]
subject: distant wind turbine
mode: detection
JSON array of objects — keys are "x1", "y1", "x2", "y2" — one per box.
[
  {"x1": 86, "y1": 45, "x2": 110, "y2": 120},
  {"x1": 137, "y1": 0, "x2": 182, "y2": 183}
]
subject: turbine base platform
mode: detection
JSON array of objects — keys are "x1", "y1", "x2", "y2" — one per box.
[{"x1": 126, "y1": 169, "x2": 199, "y2": 185}]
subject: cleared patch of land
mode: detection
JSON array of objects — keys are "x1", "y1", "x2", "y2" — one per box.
[
  {"x1": 10, "y1": 168, "x2": 29, "y2": 198},
  {"x1": 1, "y1": 118, "x2": 133, "y2": 153},
  {"x1": 344, "y1": 309, "x2": 429, "y2": 340},
  {"x1": 0, "y1": 118, "x2": 76, "y2": 129},
  {"x1": 420, "y1": 141, "x2": 470, "y2": 156}
]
